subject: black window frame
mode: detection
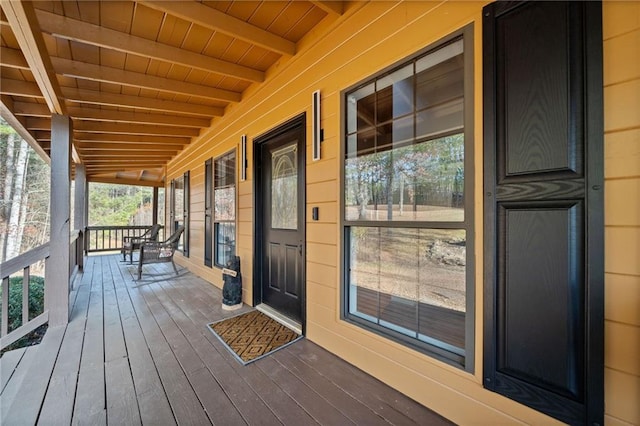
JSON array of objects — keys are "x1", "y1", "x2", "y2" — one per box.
[
  {"x1": 170, "y1": 170, "x2": 190, "y2": 257},
  {"x1": 204, "y1": 158, "x2": 213, "y2": 267},
  {"x1": 340, "y1": 25, "x2": 475, "y2": 371},
  {"x1": 213, "y1": 149, "x2": 236, "y2": 268}
]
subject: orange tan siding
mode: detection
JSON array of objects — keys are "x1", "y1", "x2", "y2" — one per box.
[
  {"x1": 603, "y1": 1, "x2": 640, "y2": 425},
  {"x1": 164, "y1": 1, "x2": 637, "y2": 424}
]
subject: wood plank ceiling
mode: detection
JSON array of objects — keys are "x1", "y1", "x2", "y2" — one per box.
[{"x1": 0, "y1": 1, "x2": 341, "y2": 186}]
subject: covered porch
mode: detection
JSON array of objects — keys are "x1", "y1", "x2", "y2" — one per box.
[
  {"x1": 1, "y1": 0, "x2": 639, "y2": 425},
  {"x1": 1, "y1": 253, "x2": 449, "y2": 425}
]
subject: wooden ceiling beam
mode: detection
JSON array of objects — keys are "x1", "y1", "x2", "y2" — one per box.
[
  {"x1": 73, "y1": 133, "x2": 189, "y2": 145},
  {"x1": 82, "y1": 157, "x2": 174, "y2": 163},
  {"x1": 73, "y1": 121, "x2": 199, "y2": 137},
  {"x1": 25, "y1": 117, "x2": 50, "y2": 130},
  {"x1": 68, "y1": 108, "x2": 210, "y2": 128},
  {"x1": 0, "y1": 95, "x2": 50, "y2": 164},
  {"x1": 85, "y1": 164, "x2": 166, "y2": 170},
  {"x1": 62, "y1": 87, "x2": 223, "y2": 117},
  {"x1": 2, "y1": 1, "x2": 65, "y2": 114},
  {"x1": 311, "y1": 1, "x2": 344, "y2": 16},
  {"x1": 0, "y1": 78, "x2": 45, "y2": 98},
  {"x1": 140, "y1": 1, "x2": 296, "y2": 56},
  {"x1": 86, "y1": 177, "x2": 163, "y2": 188},
  {"x1": 87, "y1": 171, "x2": 165, "y2": 178},
  {"x1": 81, "y1": 153, "x2": 175, "y2": 159},
  {"x1": 87, "y1": 165, "x2": 161, "y2": 170},
  {"x1": 35, "y1": 9, "x2": 264, "y2": 83},
  {"x1": 76, "y1": 143, "x2": 183, "y2": 152},
  {"x1": 51, "y1": 57, "x2": 241, "y2": 103},
  {"x1": 0, "y1": 46, "x2": 29, "y2": 69},
  {"x1": 86, "y1": 160, "x2": 167, "y2": 166},
  {"x1": 13, "y1": 101, "x2": 50, "y2": 117},
  {"x1": 34, "y1": 130, "x2": 50, "y2": 141}
]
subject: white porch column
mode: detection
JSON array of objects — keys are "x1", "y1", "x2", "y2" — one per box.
[
  {"x1": 74, "y1": 163, "x2": 86, "y2": 270},
  {"x1": 45, "y1": 114, "x2": 71, "y2": 326}
]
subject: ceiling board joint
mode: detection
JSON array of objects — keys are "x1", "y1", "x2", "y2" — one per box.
[
  {"x1": 0, "y1": 95, "x2": 50, "y2": 164},
  {"x1": 2, "y1": 0, "x2": 66, "y2": 114},
  {"x1": 140, "y1": 1, "x2": 296, "y2": 56}
]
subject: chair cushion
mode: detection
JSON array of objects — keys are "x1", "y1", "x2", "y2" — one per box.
[{"x1": 159, "y1": 248, "x2": 173, "y2": 258}]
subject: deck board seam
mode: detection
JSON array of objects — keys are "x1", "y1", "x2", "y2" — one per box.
[
  {"x1": 37, "y1": 258, "x2": 93, "y2": 425},
  {"x1": 154, "y1": 275, "x2": 282, "y2": 425},
  {"x1": 120, "y1": 262, "x2": 213, "y2": 425},
  {"x1": 270, "y1": 349, "x2": 391, "y2": 425},
  {"x1": 152, "y1": 273, "x2": 301, "y2": 425},
  {"x1": 153, "y1": 271, "x2": 325, "y2": 425},
  {"x1": 137, "y1": 270, "x2": 251, "y2": 425},
  {"x1": 145, "y1": 266, "x2": 286, "y2": 425},
  {"x1": 72, "y1": 255, "x2": 108, "y2": 425},
  {"x1": 3, "y1": 325, "x2": 68, "y2": 424},
  {"x1": 109, "y1": 256, "x2": 178, "y2": 425},
  {"x1": 1, "y1": 255, "x2": 451, "y2": 426},
  {"x1": 106, "y1": 256, "x2": 145, "y2": 425},
  {"x1": 134, "y1": 282, "x2": 216, "y2": 425}
]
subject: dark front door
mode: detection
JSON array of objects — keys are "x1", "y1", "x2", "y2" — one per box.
[
  {"x1": 483, "y1": 2, "x2": 603, "y2": 425},
  {"x1": 256, "y1": 116, "x2": 305, "y2": 323}
]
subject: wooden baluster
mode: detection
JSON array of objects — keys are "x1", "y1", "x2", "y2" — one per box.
[
  {"x1": 1, "y1": 277, "x2": 9, "y2": 336},
  {"x1": 22, "y1": 266, "x2": 30, "y2": 326}
]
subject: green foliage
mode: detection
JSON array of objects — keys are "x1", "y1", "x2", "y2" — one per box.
[
  {"x1": 88, "y1": 183, "x2": 154, "y2": 226},
  {"x1": 0, "y1": 275, "x2": 45, "y2": 332}
]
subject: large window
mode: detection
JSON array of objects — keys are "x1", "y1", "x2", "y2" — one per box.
[
  {"x1": 214, "y1": 150, "x2": 236, "y2": 268},
  {"x1": 171, "y1": 171, "x2": 189, "y2": 256},
  {"x1": 342, "y1": 31, "x2": 473, "y2": 369}
]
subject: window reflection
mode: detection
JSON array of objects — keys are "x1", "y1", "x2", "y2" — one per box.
[
  {"x1": 214, "y1": 150, "x2": 236, "y2": 267},
  {"x1": 271, "y1": 144, "x2": 298, "y2": 230},
  {"x1": 349, "y1": 227, "x2": 466, "y2": 352},
  {"x1": 345, "y1": 134, "x2": 464, "y2": 222},
  {"x1": 343, "y1": 35, "x2": 470, "y2": 362}
]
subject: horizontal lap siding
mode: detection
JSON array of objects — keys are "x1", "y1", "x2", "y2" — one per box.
[
  {"x1": 164, "y1": 1, "x2": 636, "y2": 424},
  {"x1": 603, "y1": 2, "x2": 640, "y2": 425}
]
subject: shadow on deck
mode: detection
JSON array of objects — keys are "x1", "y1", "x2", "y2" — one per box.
[{"x1": 0, "y1": 254, "x2": 451, "y2": 425}]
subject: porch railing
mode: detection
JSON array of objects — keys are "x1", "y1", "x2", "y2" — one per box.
[
  {"x1": 70, "y1": 229, "x2": 82, "y2": 283},
  {"x1": 1, "y1": 228, "x2": 83, "y2": 350},
  {"x1": 85, "y1": 225, "x2": 164, "y2": 253},
  {"x1": 1, "y1": 243, "x2": 50, "y2": 350}
]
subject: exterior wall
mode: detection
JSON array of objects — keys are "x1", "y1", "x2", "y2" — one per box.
[
  {"x1": 165, "y1": 1, "x2": 638, "y2": 424},
  {"x1": 602, "y1": 2, "x2": 640, "y2": 425}
]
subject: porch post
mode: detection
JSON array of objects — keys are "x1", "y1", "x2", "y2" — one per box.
[
  {"x1": 152, "y1": 186, "x2": 159, "y2": 226},
  {"x1": 74, "y1": 164, "x2": 86, "y2": 270},
  {"x1": 45, "y1": 114, "x2": 71, "y2": 327}
]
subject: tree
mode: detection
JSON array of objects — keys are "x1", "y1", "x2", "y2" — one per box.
[
  {"x1": 1, "y1": 120, "x2": 30, "y2": 261},
  {"x1": 88, "y1": 182, "x2": 154, "y2": 226},
  {"x1": 344, "y1": 134, "x2": 465, "y2": 221},
  {"x1": 5, "y1": 137, "x2": 30, "y2": 259},
  {"x1": 0, "y1": 118, "x2": 50, "y2": 263}
]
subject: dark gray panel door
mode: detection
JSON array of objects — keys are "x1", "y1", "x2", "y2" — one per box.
[
  {"x1": 483, "y1": 2, "x2": 604, "y2": 425},
  {"x1": 256, "y1": 116, "x2": 305, "y2": 323}
]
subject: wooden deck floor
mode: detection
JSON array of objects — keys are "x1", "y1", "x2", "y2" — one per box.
[{"x1": 1, "y1": 254, "x2": 452, "y2": 425}]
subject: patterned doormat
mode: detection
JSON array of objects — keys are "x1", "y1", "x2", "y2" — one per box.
[{"x1": 207, "y1": 310, "x2": 302, "y2": 365}]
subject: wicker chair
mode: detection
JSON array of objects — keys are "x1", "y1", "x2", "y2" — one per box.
[
  {"x1": 122, "y1": 224, "x2": 162, "y2": 263},
  {"x1": 137, "y1": 226, "x2": 185, "y2": 280}
]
